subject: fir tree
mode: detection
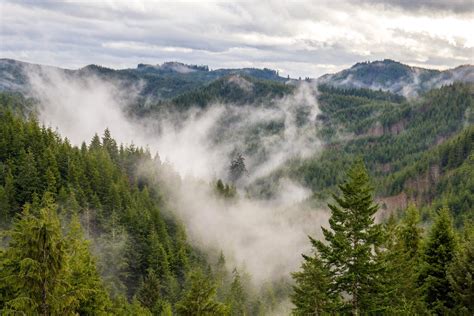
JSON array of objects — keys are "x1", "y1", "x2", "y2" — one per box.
[
  {"x1": 229, "y1": 153, "x2": 247, "y2": 183},
  {"x1": 419, "y1": 207, "x2": 457, "y2": 314},
  {"x1": 291, "y1": 250, "x2": 334, "y2": 315},
  {"x1": 314, "y1": 160, "x2": 383, "y2": 314},
  {"x1": 136, "y1": 268, "x2": 162, "y2": 313},
  {"x1": 15, "y1": 149, "x2": 40, "y2": 204},
  {"x1": 176, "y1": 269, "x2": 229, "y2": 315},
  {"x1": 65, "y1": 213, "x2": 111, "y2": 314},
  {"x1": 377, "y1": 207, "x2": 425, "y2": 313},
  {"x1": 0, "y1": 196, "x2": 69, "y2": 315},
  {"x1": 227, "y1": 269, "x2": 247, "y2": 316},
  {"x1": 447, "y1": 227, "x2": 474, "y2": 314}
]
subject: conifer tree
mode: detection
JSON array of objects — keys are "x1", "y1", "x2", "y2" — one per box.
[
  {"x1": 419, "y1": 207, "x2": 457, "y2": 314},
  {"x1": 377, "y1": 207, "x2": 425, "y2": 313},
  {"x1": 215, "y1": 251, "x2": 229, "y2": 301},
  {"x1": 314, "y1": 160, "x2": 383, "y2": 314},
  {"x1": 136, "y1": 268, "x2": 162, "y2": 313},
  {"x1": 227, "y1": 269, "x2": 247, "y2": 316},
  {"x1": 176, "y1": 269, "x2": 229, "y2": 315},
  {"x1": 15, "y1": 149, "x2": 40, "y2": 204},
  {"x1": 0, "y1": 185, "x2": 9, "y2": 222},
  {"x1": 447, "y1": 227, "x2": 474, "y2": 314},
  {"x1": 291, "y1": 250, "x2": 333, "y2": 315},
  {"x1": 3, "y1": 168, "x2": 17, "y2": 214},
  {"x1": 1, "y1": 196, "x2": 69, "y2": 315},
  {"x1": 66, "y1": 213, "x2": 111, "y2": 314}
]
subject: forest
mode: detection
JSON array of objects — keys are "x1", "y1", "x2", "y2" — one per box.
[{"x1": 0, "y1": 75, "x2": 473, "y2": 315}]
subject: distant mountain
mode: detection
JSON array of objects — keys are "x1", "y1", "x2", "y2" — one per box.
[
  {"x1": 3, "y1": 58, "x2": 473, "y2": 103},
  {"x1": 0, "y1": 58, "x2": 288, "y2": 101},
  {"x1": 318, "y1": 59, "x2": 474, "y2": 97}
]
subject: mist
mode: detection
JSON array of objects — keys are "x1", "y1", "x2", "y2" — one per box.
[{"x1": 24, "y1": 66, "x2": 329, "y2": 293}]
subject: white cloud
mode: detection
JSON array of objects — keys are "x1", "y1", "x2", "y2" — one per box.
[{"x1": 0, "y1": 0, "x2": 472, "y2": 77}]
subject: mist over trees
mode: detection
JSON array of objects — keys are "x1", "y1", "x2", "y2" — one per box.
[{"x1": 0, "y1": 60, "x2": 472, "y2": 315}]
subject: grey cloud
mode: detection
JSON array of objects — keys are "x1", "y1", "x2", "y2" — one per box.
[
  {"x1": 361, "y1": 0, "x2": 474, "y2": 14},
  {"x1": 1, "y1": 0, "x2": 472, "y2": 78}
]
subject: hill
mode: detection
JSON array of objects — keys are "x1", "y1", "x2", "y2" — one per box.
[{"x1": 318, "y1": 59, "x2": 474, "y2": 97}]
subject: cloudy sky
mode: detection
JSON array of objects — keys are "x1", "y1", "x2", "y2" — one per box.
[{"x1": 1, "y1": 0, "x2": 473, "y2": 77}]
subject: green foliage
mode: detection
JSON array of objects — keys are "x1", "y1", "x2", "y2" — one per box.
[
  {"x1": 214, "y1": 179, "x2": 237, "y2": 199},
  {"x1": 0, "y1": 104, "x2": 202, "y2": 312},
  {"x1": 291, "y1": 252, "x2": 334, "y2": 315},
  {"x1": 290, "y1": 83, "x2": 473, "y2": 223},
  {"x1": 1, "y1": 199, "x2": 69, "y2": 314},
  {"x1": 376, "y1": 206, "x2": 426, "y2": 313},
  {"x1": 0, "y1": 195, "x2": 111, "y2": 314},
  {"x1": 66, "y1": 213, "x2": 112, "y2": 314},
  {"x1": 169, "y1": 75, "x2": 294, "y2": 111},
  {"x1": 292, "y1": 161, "x2": 385, "y2": 314},
  {"x1": 226, "y1": 269, "x2": 247, "y2": 316},
  {"x1": 176, "y1": 269, "x2": 229, "y2": 315},
  {"x1": 315, "y1": 160, "x2": 384, "y2": 314},
  {"x1": 447, "y1": 227, "x2": 474, "y2": 314},
  {"x1": 419, "y1": 207, "x2": 458, "y2": 314}
]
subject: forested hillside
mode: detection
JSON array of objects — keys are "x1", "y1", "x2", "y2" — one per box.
[
  {"x1": 0, "y1": 98, "x2": 292, "y2": 314},
  {"x1": 0, "y1": 59, "x2": 287, "y2": 103},
  {"x1": 0, "y1": 104, "x2": 192, "y2": 313},
  {"x1": 285, "y1": 83, "x2": 473, "y2": 222},
  {"x1": 318, "y1": 59, "x2": 474, "y2": 97},
  {"x1": 0, "y1": 59, "x2": 472, "y2": 315}
]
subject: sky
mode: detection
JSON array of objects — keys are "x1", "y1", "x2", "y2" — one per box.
[{"x1": 1, "y1": 0, "x2": 473, "y2": 78}]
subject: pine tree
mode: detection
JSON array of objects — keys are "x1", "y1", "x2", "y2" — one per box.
[
  {"x1": 89, "y1": 133, "x2": 102, "y2": 151},
  {"x1": 227, "y1": 269, "x2": 247, "y2": 316},
  {"x1": 215, "y1": 251, "x2": 229, "y2": 301},
  {"x1": 136, "y1": 268, "x2": 162, "y2": 313},
  {"x1": 65, "y1": 213, "x2": 111, "y2": 314},
  {"x1": 229, "y1": 153, "x2": 247, "y2": 183},
  {"x1": 447, "y1": 227, "x2": 474, "y2": 314},
  {"x1": 377, "y1": 207, "x2": 425, "y2": 313},
  {"x1": 176, "y1": 269, "x2": 229, "y2": 315},
  {"x1": 291, "y1": 250, "x2": 334, "y2": 315},
  {"x1": 0, "y1": 185, "x2": 9, "y2": 222},
  {"x1": 147, "y1": 228, "x2": 172, "y2": 286},
  {"x1": 102, "y1": 128, "x2": 118, "y2": 162},
  {"x1": 0, "y1": 196, "x2": 69, "y2": 315},
  {"x1": 4, "y1": 168, "x2": 17, "y2": 214},
  {"x1": 419, "y1": 207, "x2": 457, "y2": 314},
  {"x1": 15, "y1": 149, "x2": 40, "y2": 204},
  {"x1": 314, "y1": 160, "x2": 383, "y2": 314}
]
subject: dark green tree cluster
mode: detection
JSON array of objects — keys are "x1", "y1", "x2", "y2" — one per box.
[
  {"x1": 214, "y1": 179, "x2": 237, "y2": 199},
  {"x1": 0, "y1": 194, "x2": 112, "y2": 314},
  {"x1": 290, "y1": 82, "x2": 473, "y2": 222},
  {"x1": 229, "y1": 153, "x2": 247, "y2": 184},
  {"x1": 292, "y1": 161, "x2": 474, "y2": 315},
  {"x1": 0, "y1": 106, "x2": 212, "y2": 313}
]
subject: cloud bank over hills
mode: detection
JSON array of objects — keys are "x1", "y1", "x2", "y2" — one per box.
[{"x1": 1, "y1": 0, "x2": 472, "y2": 78}]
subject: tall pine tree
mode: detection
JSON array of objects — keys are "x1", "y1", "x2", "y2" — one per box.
[
  {"x1": 176, "y1": 269, "x2": 228, "y2": 315},
  {"x1": 447, "y1": 226, "x2": 473, "y2": 314},
  {"x1": 419, "y1": 207, "x2": 457, "y2": 314},
  {"x1": 314, "y1": 160, "x2": 383, "y2": 314}
]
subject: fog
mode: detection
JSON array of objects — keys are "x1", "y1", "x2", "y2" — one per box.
[{"x1": 25, "y1": 66, "x2": 329, "y2": 291}]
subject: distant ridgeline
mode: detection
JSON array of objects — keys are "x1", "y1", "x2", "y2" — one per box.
[{"x1": 0, "y1": 58, "x2": 287, "y2": 104}]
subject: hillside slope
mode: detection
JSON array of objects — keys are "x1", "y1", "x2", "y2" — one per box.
[{"x1": 318, "y1": 59, "x2": 474, "y2": 97}]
